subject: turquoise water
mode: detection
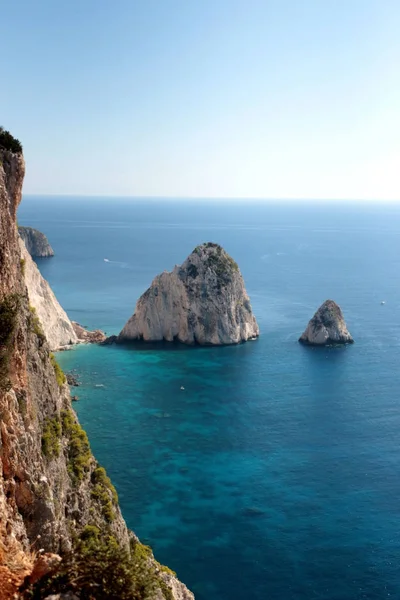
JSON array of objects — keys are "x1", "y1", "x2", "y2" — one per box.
[{"x1": 19, "y1": 197, "x2": 400, "y2": 600}]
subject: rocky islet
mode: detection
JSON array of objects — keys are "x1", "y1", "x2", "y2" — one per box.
[
  {"x1": 117, "y1": 242, "x2": 260, "y2": 345},
  {"x1": 299, "y1": 299, "x2": 354, "y2": 346}
]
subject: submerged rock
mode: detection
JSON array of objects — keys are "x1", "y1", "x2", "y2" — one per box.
[
  {"x1": 299, "y1": 299, "x2": 354, "y2": 346},
  {"x1": 18, "y1": 226, "x2": 54, "y2": 257},
  {"x1": 66, "y1": 373, "x2": 80, "y2": 386},
  {"x1": 118, "y1": 242, "x2": 259, "y2": 345}
]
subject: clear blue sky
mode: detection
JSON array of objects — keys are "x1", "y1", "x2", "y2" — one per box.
[{"x1": 2, "y1": 0, "x2": 400, "y2": 199}]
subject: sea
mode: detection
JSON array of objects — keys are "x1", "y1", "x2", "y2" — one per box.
[{"x1": 18, "y1": 196, "x2": 400, "y2": 600}]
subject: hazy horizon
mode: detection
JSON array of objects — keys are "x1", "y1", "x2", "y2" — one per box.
[
  {"x1": 4, "y1": 1, "x2": 400, "y2": 201},
  {"x1": 22, "y1": 194, "x2": 400, "y2": 204}
]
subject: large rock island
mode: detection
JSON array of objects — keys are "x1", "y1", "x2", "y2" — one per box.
[
  {"x1": 18, "y1": 225, "x2": 54, "y2": 257},
  {"x1": 299, "y1": 299, "x2": 354, "y2": 346},
  {"x1": 118, "y1": 242, "x2": 259, "y2": 345}
]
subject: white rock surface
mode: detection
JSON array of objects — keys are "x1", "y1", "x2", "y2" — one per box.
[
  {"x1": 118, "y1": 242, "x2": 259, "y2": 345},
  {"x1": 19, "y1": 238, "x2": 78, "y2": 349},
  {"x1": 299, "y1": 299, "x2": 354, "y2": 345},
  {"x1": 18, "y1": 225, "x2": 54, "y2": 257}
]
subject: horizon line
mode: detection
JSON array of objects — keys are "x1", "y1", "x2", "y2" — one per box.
[{"x1": 21, "y1": 193, "x2": 400, "y2": 202}]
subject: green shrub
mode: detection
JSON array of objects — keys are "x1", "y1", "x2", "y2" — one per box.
[
  {"x1": 61, "y1": 409, "x2": 91, "y2": 482},
  {"x1": 132, "y1": 542, "x2": 152, "y2": 562},
  {"x1": 50, "y1": 352, "x2": 66, "y2": 387},
  {"x1": 42, "y1": 417, "x2": 61, "y2": 458},
  {"x1": 91, "y1": 467, "x2": 118, "y2": 523},
  {"x1": 0, "y1": 126, "x2": 23, "y2": 153},
  {"x1": 20, "y1": 258, "x2": 26, "y2": 275},
  {"x1": 159, "y1": 564, "x2": 177, "y2": 577},
  {"x1": 159, "y1": 580, "x2": 174, "y2": 600},
  {"x1": 29, "y1": 305, "x2": 46, "y2": 343},
  {"x1": 0, "y1": 294, "x2": 20, "y2": 391},
  {"x1": 206, "y1": 249, "x2": 238, "y2": 279},
  {"x1": 92, "y1": 466, "x2": 118, "y2": 503},
  {"x1": 22, "y1": 529, "x2": 176, "y2": 600},
  {"x1": 79, "y1": 524, "x2": 101, "y2": 548},
  {"x1": 22, "y1": 535, "x2": 159, "y2": 600}
]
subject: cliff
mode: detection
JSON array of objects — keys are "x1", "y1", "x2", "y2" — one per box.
[
  {"x1": 299, "y1": 299, "x2": 354, "y2": 346},
  {"x1": 18, "y1": 226, "x2": 54, "y2": 258},
  {"x1": 19, "y1": 239, "x2": 78, "y2": 350},
  {"x1": 19, "y1": 243, "x2": 107, "y2": 350},
  {"x1": 0, "y1": 140, "x2": 193, "y2": 598},
  {"x1": 118, "y1": 242, "x2": 259, "y2": 345}
]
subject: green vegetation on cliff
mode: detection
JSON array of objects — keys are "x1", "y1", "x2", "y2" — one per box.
[
  {"x1": 29, "y1": 305, "x2": 46, "y2": 343},
  {"x1": 0, "y1": 126, "x2": 23, "y2": 153},
  {"x1": 0, "y1": 293, "x2": 20, "y2": 391},
  {"x1": 41, "y1": 416, "x2": 61, "y2": 458},
  {"x1": 23, "y1": 532, "x2": 175, "y2": 600},
  {"x1": 91, "y1": 466, "x2": 118, "y2": 522},
  {"x1": 50, "y1": 352, "x2": 66, "y2": 387},
  {"x1": 61, "y1": 409, "x2": 92, "y2": 482}
]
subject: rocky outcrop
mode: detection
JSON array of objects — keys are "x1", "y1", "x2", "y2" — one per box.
[
  {"x1": 299, "y1": 299, "x2": 354, "y2": 345},
  {"x1": 19, "y1": 239, "x2": 78, "y2": 350},
  {"x1": 0, "y1": 142, "x2": 193, "y2": 599},
  {"x1": 18, "y1": 226, "x2": 54, "y2": 258},
  {"x1": 72, "y1": 321, "x2": 106, "y2": 344},
  {"x1": 118, "y1": 242, "x2": 259, "y2": 345}
]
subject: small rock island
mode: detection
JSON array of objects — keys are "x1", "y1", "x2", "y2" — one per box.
[
  {"x1": 18, "y1": 225, "x2": 54, "y2": 257},
  {"x1": 299, "y1": 299, "x2": 354, "y2": 346},
  {"x1": 117, "y1": 242, "x2": 259, "y2": 345}
]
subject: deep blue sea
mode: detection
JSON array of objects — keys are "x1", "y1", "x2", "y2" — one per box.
[{"x1": 18, "y1": 196, "x2": 400, "y2": 600}]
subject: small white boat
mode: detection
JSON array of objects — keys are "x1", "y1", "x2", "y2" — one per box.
[
  {"x1": 381, "y1": 301, "x2": 386, "y2": 305},
  {"x1": 180, "y1": 386, "x2": 185, "y2": 390},
  {"x1": 104, "y1": 258, "x2": 110, "y2": 262}
]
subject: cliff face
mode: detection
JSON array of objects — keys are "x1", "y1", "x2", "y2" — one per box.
[
  {"x1": 118, "y1": 242, "x2": 259, "y2": 345},
  {"x1": 0, "y1": 147, "x2": 129, "y2": 554},
  {"x1": 0, "y1": 146, "x2": 193, "y2": 599},
  {"x1": 19, "y1": 239, "x2": 78, "y2": 350},
  {"x1": 299, "y1": 299, "x2": 354, "y2": 345},
  {"x1": 18, "y1": 226, "x2": 54, "y2": 258}
]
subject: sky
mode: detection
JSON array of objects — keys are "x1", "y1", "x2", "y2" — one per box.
[{"x1": 2, "y1": 0, "x2": 400, "y2": 200}]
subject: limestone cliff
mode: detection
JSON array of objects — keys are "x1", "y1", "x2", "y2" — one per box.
[
  {"x1": 18, "y1": 226, "x2": 54, "y2": 258},
  {"x1": 299, "y1": 299, "x2": 354, "y2": 346},
  {"x1": 0, "y1": 141, "x2": 193, "y2": 599},
  {"x1": 19, "y1": 239, "x2": 78, "y2": 350},
  {"x1": 20, "y1": 240, "x2": 111, "y2": 350},
  {"x1": 118, "y1": 242, "x2": 259, "y2": 345}
]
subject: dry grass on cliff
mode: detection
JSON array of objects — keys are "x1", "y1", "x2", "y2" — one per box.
[{"x1": 0, "y1": 542, "x2": 34, "y2": 600}]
